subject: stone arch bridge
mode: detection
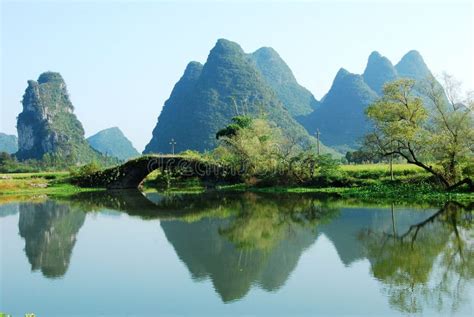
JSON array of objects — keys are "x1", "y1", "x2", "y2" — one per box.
[{"x1": 73, "y1": 155, "x2": 238, "y2": 190}]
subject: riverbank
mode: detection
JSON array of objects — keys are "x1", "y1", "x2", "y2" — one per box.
[
  {"x1": 0, "y1": 172, "x2": 101, "y2": 197},
  {"x1": 1, "y1": 169, "x2": 472, "y2": 205},
  {"x1": 221, "y1": 183, "x2": 474, "y2": 205}
]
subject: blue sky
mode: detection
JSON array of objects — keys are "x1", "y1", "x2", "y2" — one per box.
[{"x1": 1, "y1": 0, "x2": 472, "y2": 151}]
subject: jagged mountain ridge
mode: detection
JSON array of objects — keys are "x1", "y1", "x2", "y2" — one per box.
[
  {"x1": 144, "y1": 39, "x2": 334, "y2": 155},
  {"x1": 298, "y1": 68, "x2": 378, "y2": 150},
  {"x1": 298, "y1": 50, "x2": 440, "y2": 150}
]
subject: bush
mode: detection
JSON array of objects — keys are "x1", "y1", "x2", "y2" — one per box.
[{"x1": 69, "y1": 162, "x2": 101, "y2": 178}]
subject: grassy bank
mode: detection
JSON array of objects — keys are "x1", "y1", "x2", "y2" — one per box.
[
  {"x1": 0, "y1": 164, "x2": 472, "y2": 204},
  {"x1": 0, "y1": 171, "x2": 102, "y2": 197},
  {"x1": 218, "y1": 164, "x2": 472, "y2": 204},
  {"x1": 223, "y1": 183, "x2": 473, "y2": 204}
]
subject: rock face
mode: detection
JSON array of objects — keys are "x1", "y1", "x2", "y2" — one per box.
[
  {"x1": 0, "y1": 133, "x2": 18, "y2": 154},
  {"x1": 87, "y1": 127, "x2": 139, "y2": 161},
  {"x1": 144, "y1": 39, "x2": 329, "y2": 155},
  {"x1": 16, "y1": 72, "x2": 100, "y2": 163},
  {"x1": 299, "y1": 50, "x2": 440, "y2": 150}
]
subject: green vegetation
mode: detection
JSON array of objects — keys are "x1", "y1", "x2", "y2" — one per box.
[
  {"x1": 365, "y1": 77, "x2": 473, "y2": 189},
  {"x1": 0, "y1": 171, "x2": 101, "y2": 197},
  {"x1": 87, "y1": 127, "x2": 139, "y2": 161},
  {"x1": 1, "y1": 51, "x2": 471, "y2": 206},
  {"x1": 143, "y1": 39, "x2": 335, "y2": 156},
  {"x1": 360, "y1": 202, "x2": 473, "y2": 314},
  {"x1": 212, "y1": 116, "x2": 340, "y2": 186},
  {"x1": 0, "y1": 150, "x2": 117, "y2": 174}
]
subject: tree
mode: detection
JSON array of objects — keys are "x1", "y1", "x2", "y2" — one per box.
[
  {"x1": 345, "y1": 149, "x2": 380, "y2": 164},
  {"x1": 213, "y1": 117, "x2": 284, "y2": 181},
  {"x1": 364, "y1": 77, "x2": 473, "y2": 190},
  {"x1": 423, "y1": 74, "x2": 474, "y2": 188},
  {"x1": 214, "y1": 116, "x2": 340, "y2": 185},
  {"x1": 216, "y1": 115, "x2": 253, "y2": 140}
]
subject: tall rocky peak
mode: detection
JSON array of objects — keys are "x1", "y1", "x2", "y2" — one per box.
[
  {"x1": 327, "y1": 68, "x2": 376, "y2": 100},
  {"x1": 197, "y1": 38, "x2": 263, "y2": 92},
  {"x1": 171, "y1": 61, "x2": 203, "y2": 98},
  {"x1": 251, "y1": 47, "x2": 297, "y2": 84},
  {"x1": 144, "y1": 39, "x2": 332, "y2": 155},
  {"x1": 299, "y1": 68, "x2": 378, "y2": 149},
  {"x1": 37, "y1": 71, "x2": 67, "y2": 84},
  {"x1": 362, "y1": 51, "x2": 398, "y2": 94},
  {"x1": 395, "y1": 50, "x2": 431, "y2": 80},
  {"x1": 182, "y1": 61, "x2": 203, "y2": 80},
  {"x1": 143, "y1": 61, "x2": 204, "y2": 154},
  {"x1": 16, "y1": 71, "x2": 100, "y2": 163},
  {"x1": 251, "y1": 47, "x2": 319, "y2": 116}
]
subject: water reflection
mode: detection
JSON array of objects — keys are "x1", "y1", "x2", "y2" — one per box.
[
  {"x1": 1, "y1": 191, "x2": 472, "y2": 314},
  {"x1": 18, "y1": 201, "x2": 86, "y2": 278},
  {"x1": 359, "y1": 202, "x2": 474, "y2": 314},
  {"x1": 160, "y1": 193, "x2": 338, "y2": 302}
]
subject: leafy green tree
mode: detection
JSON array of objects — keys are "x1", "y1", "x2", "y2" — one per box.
[
  {"x1": 214, "y1": 117, "x2": 284, "y2": 182},
  {"x1": 214, "y1": 116, "x2": 340, "y2": 185},
  {"x1": 216, "y1": 115, "x2": 253, "y2": 139},
  {"x1": 364, "y1": 77, "x2": 473, "y2": 190},
  {"x1": 345, "y1": 149, "x2": 380, "y2": 164}
]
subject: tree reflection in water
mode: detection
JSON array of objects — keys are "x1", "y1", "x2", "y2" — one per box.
[
  {"x1": 359, "y1": 202, "x2": 473, "y2": 314},
  {"x1": 160, "y1": 192, "x2": 339, "y2": 302},
  {"x1": 10, "y1": 190, "x2": 473, "y2": 312}
]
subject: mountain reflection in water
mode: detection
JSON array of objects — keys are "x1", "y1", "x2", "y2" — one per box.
[{"x1": 0, "y1": 191, "x2": 472, "y2": 315}]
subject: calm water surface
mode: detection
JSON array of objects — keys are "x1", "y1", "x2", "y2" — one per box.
[{"x1": 0, "y1": 191, "x2": 473, "y2": 316}]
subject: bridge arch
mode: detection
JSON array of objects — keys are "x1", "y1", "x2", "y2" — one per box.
[{"x1": 74, "y1": 155, "x2": 237, "y2": 190}]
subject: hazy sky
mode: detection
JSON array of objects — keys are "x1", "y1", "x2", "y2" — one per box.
[{"x1": 1, "y1": 0, "x2": 472, "y2": 151}]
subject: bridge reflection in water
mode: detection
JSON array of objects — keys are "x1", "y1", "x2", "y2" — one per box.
[{"x1": 1, "y1": 192, "x2": 472, "y2": 313}]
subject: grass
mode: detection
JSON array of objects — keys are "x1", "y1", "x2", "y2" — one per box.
[
  {"x1": 0, "y1": 164, "x2": 472, "y2": 205},
  {"x1": 219, "y1": 182, "x2": 473, "y2": 205},
  {"x1": 218, "y1": 163, "x2": 472, "y2": 204},
  {"x1": 0, "y1": 171, "x2": 102, "y2": 198},
  {"x1": 340, "y1": 163, "x2": 422, "y2": 172}
]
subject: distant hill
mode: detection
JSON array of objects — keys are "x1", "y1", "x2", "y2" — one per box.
[
  {"x1": 16, "y1": 72, "x2": 105, "y2": 164},
  {"x1": 298, "y1": 50, "x2": 441, "y2": 150},
  {"x1": 144, "y1": 39, "x2": 335, "y2": 156},
  {"x1": 0, "y1": 133, "x2": 18, "y2": 154},
  {"x1": 87, "y1": 127, "x2": 139, "y2": 161}
]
